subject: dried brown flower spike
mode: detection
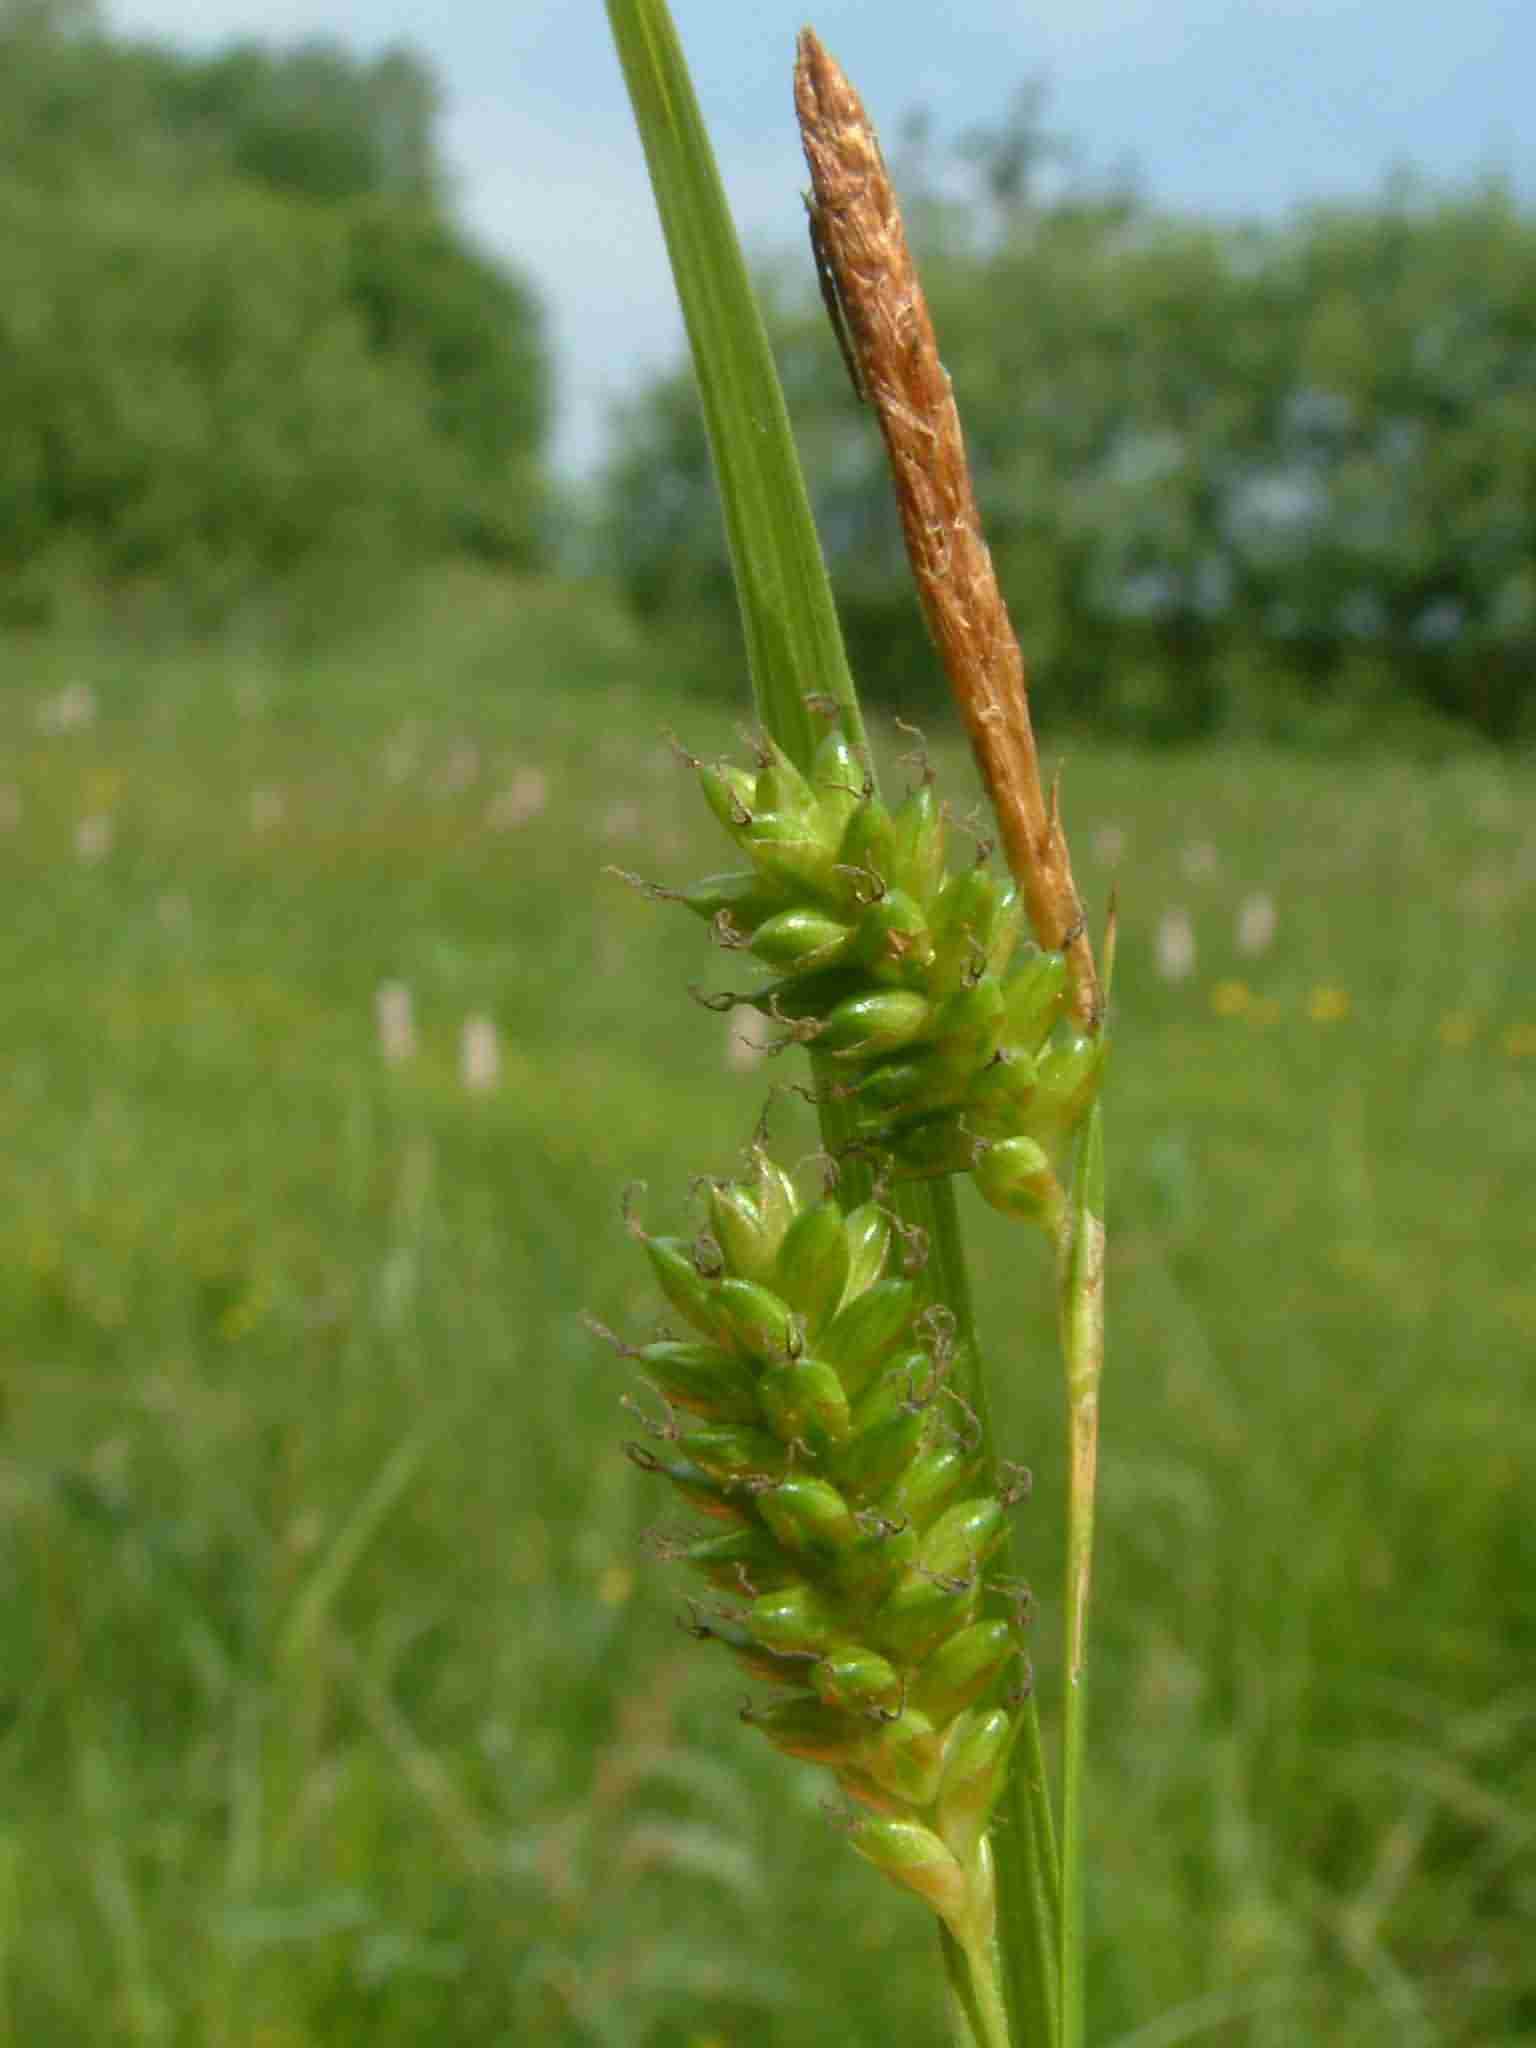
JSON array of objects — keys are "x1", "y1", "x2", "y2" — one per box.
[{"x1": 794, "y1": 28, "x2": 1101, "y2": 1033}]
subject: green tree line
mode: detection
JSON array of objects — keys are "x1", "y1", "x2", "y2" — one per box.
[
  {"x1": 602, "y1": 98, "x2": 1536, "y2": 744},
  {"x1": 0, "y1": 0, "x2": 550, "y2": 623}
]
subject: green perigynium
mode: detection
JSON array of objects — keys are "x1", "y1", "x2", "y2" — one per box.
[{"x1": 615, "y1": 1145, "x2": 1025, "y2": 1958}]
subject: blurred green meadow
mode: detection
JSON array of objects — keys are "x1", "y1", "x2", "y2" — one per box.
[{"x1": 2, "y1": 569, "x2": 1533, "y2": 2046}]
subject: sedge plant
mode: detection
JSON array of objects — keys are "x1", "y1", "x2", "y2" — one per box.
[{"x1": 599, "y1": 10, "x2": 1110, "y2": 2045}]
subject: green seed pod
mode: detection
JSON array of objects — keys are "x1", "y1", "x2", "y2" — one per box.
[
  {"x1": 1028, "y1": 1031, "x2": 1108, "y2": 1139},
  {"x1": 844, "y1": 1815, "x2": 967, "y2": 1922},
  {"x1": 747, "y1": 906, "x2": 853, "y2": 976},
  {"x1": 831, "y1": 1766, "x2": 910, "y2": 1818},
  {"x1": 706, "y1": 1181, "x2": 780, "y2": 1287},
  {"x1": 936, "y1": 1706, "x2": 1019, "y2": 1864},
  {"x1": 973, "y1": 1135, "x2": 1064, "y2": 1233},
  {"x1": 918, "y1": 1497, "x2": 1008, "y2": 1580},
  {"x1": 712, "y1": 1275, "x2": 799, "y2": 1362},
  {"x1": 851, "y1": 1051, "x2": 948, "y2": 1121},
  {"x1": 910, "y1": 1619, "x2": 1018, "y2": 1722},
  {"x1": 811, "y1": 1645, "x2": 903, "y2": 1715},
  {"x1": 741, "y1": 811, "x2": 840, "y2": 898},
  {"x1": 880, "y1": 1441, "x2": 983, "y2": 1527},
  {"x1": 841, "y1": 1201, "x2": 892, "y2": 1304},
  {"x1": 746, "y1": 1693, "x2": 867, "y2": 1768},
  {"x1": 693, "y1": 1609, "x2": 817, "y2": 1685},
  {"x1": 836, "y1": 1353, "x2": 935, "y2": 1499},
  {"x1": 872, "y1": 1562, "x2": 983, "y2": 1662},
  {"x1": 677, "y1": 869, "x2": 788, "y2": 933},
  {"x1": 830, "y1": 1512, "x2": 919, "y2": 1605},
  {"x1": 927, "y1": 867, "x2": 1003, "y2": 996},
  {"x1": 642, "y1": 1234, "x2": 720, "y2": 1338},
  {"x1": 697, "y1": 760, "x2": 757, "y2": 835},
  {"x1": 752, "y1": 736, "x2": 820, "y2": 824},
  {"x1": 928, "y1": 979, "x2": 1007, "y2": 1074},
  {"x1": 835, "y1": 1397, "x2": 932, "y2": 1502},
  {"x1": 773, "y1": 1201, "x2": 852, "y2": 1334},
  {"x1": 889, "y1": 782, "x2": 946, "y2": 909},
  {"x1": 683, "y1": 1524, "x2": 797, "y2": 1593},
  {"x1": 744, "y1": 963, "x2": 865, "y2": 1027},
  {"x1": 836, "y1": 793, "x2": 897, "y2": 889},
  {"x1": 757, "y1": 1355, "x2": 852, "y2": 1449},
  {"x1": 851, "y1": 888, "x2": 935, "y2": 986},
  {"x1": 752, "y1": 1152, "x2": 801, "y2": 1253},
  {"x1": 809, "y1": 728, "x2": 867, "y2": 845},
  {"x1": 817, "y1": 988, "x2": 933, "y2": 1057},
  {"x1": 849, "y1": 1350, "x2": 933, "y2": 1434},
  {"x1": 982, "y1": 884, "x2": 1026, "y2": 982},
  {"x1": 677, "y1": 1423, "x2": 789, "y2": 1486},
  {"x1": 817, "y1": 1276, "x2": 920, "y2": 1397},
  {"x1": 1001, "y1": 949, "x2": 1070, "y2": 1054},
  {"x1": 635, "y1": 1338, "x2": 762, "y2": 1421},
  {"x1": 756, "y1": 1473, "x2": 861, "y2": 1560},
  {"x1": 857, "y1": 1707, "x2": 947, "y2": 1807},
  {"x1": 963, "y1": 1049, "x2": 1038, "y2": 1139},
  {"x1": 750, "y1": 1582, "x2": 844, "y2": 1658},
  {"x1": 642, "y1": 1450, "x2": 751, "y2": 1524},
  {"x1": 883, "y1": 1113, "x2": 975, "y2": 1179}
]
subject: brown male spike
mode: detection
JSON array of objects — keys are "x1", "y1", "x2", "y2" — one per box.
[{"x1": 794, "y1": 28, "x2": 1101, "y2": 1033}]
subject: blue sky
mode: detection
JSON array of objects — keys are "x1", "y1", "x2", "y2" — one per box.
[{"x1": 109, "y1": 1, "x2": 1535, "y2": 474}]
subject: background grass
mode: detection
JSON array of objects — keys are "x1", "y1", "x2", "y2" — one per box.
[{"x1": 1, "y1": 569, "x2": 1532, "y2": 2046}]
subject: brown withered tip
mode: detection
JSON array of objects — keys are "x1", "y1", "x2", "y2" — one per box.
[{"x1": 793, "y1": 25, "x2": 1101, "y2": 1032}]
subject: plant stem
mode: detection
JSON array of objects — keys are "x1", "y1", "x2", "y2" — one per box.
[
  {"x1": 605, "y1": 9, "x2": 1076, "y2": 2043},
  {"x1": 1058, "y1": 1105, "x2": 1106, "y2": 2048}
]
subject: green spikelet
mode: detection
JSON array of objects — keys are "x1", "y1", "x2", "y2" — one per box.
[
  {"x1": 615, "y1": 1159, "x2": 1034, "y2": 1960},
  {"x1": 643, "y1": 741, "x2": 1107, "y2": 1216}
]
